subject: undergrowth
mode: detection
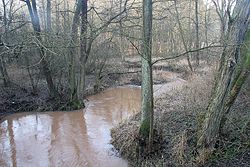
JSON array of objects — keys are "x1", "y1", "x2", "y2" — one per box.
[{"x1": 111, "y1": 70, "x2": 250, "y2": 167}]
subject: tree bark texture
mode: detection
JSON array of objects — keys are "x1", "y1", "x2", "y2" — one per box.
[
  {"x1": 195, "y1": 0, "x2": 200, "y2": 67},
  {"x1": 140, "y1": 0, "x2": 154, "y2": 146},
  {"x1": 46, "y1": 0, "x2": 52, "y2": 32},
  {"x1": 68, "y1": 0, "x2": 82, "y2": 101},
  {"x1": 197, "y1": 0, "x2": 250, "y2": 162},
  {"x1": 79, "y1": 0, "x2": 88, "y2": 97}
]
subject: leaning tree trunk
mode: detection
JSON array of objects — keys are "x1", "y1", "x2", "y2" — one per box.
[
  {"x1": 197, "y1": 0, "x2": 250, "y2": 163},
  {"x1": 140, "y1": 0, "x2": 154, "y2": 147},
  {"x1": 25, "y1": 0, "x2": 58, "y2": 98}
]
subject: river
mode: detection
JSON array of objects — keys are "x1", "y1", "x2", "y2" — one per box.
[
  {"x1": 0, "y1": 87, "x2": 141, "y2": 167},
  {"x1": 0, "y1": 76, "x2": 186, "y2": 167}
]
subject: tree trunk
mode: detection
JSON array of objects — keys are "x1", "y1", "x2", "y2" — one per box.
[
  {"x1": 69, "y1": 0, "x2": 81, "y2": 101},
  {"x1": 197, "y1": 0, "x2": 250, "y2": 163},
  {"x1": 119, "y1": 0, "x2": 125, "y2": 61},
  {"x1": 25, "y1": 0, "x2": 58, "y2": 98},
  {"x1": 0, "y1": 0, "x2": 10, "y2": 86},
  {"x1": 55, "y1": 0, "x2": 60, "y2": 34},
  {"x1": 25, "y1": 55, "x2": 37, "y2": 93},
  {"x1": 140, "y1": 0, "x2": 154, "y2": 147},
  {"x1": 0, "y1": 55, "x2": 10, "y2": 86},
  {"x1": 174, "y1": 1, "x2": 193, "y2": 72},
  {"x1": 79, "y1": 0, "x2": 88, "y2": 97},
  {"x1": 195, "y1": 0, "x2": 199, "y2": 67},
  {"x1": 46, "y1": 0, "x2": 52, "y2": 32},
  {"x1": 0, "y1": 37, "x2": 10, "y2": 86}
]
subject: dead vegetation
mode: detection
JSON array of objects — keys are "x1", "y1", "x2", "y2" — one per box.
[{"x1": 111, "y1": 67, "x2": 250, "y2": 167}]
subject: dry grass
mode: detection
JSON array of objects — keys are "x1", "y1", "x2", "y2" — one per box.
[
  {"x1": 111, "y1": 67, "x2": 250, "y2": 167},
  {"x1": 111, "y1": 68, "x2": 214, "y2": 166},
  {"x1": 172, "y1": 130, "x2": 188, "y2": 165},
  {"x1": 111, "y1": 114, "x2": 140, "y2": 161}
]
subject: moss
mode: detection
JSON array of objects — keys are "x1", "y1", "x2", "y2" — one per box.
[
  {"x1": 245, "y1": 48, "x2": 250, "y2": 68},
  {"x1": 139, "y1": 119, "x2": 150, "y2": 140},
  {"x1": 228, "y1": 29, "x2": 250, "y2": 103},
  {"x1": 244, "y1": 30, "x2": 250, "y2": 68},
  {"x1": 197, "y1": 112, "x2": 206, "y2": 137}
]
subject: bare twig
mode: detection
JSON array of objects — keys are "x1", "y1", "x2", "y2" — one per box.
[{"x1": 151, "y1": 44, "x2": 237, "y2": 65}]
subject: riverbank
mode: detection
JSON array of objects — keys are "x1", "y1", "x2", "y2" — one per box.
[
  {"x1": 0, "y1": 58, "x2": 185, "y2": 122},
  {"x1": 1, "y1": 59, "x2": 249, "y2": 166},
  {"x1": 111, "y1": 70, "x2": 250, "y2": 166}
]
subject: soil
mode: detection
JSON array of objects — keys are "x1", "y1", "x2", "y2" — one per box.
[{"x1": 0, "y1": 84, "x2": 70, "y2": 121}]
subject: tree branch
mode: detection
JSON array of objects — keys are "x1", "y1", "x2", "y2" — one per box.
[{"x1": 151, "y1": 44, "x2": 233, "y2": 65}]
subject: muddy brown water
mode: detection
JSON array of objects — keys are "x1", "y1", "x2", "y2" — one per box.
[{"x1": 0, "y1": 87, "x2": 141, "y2": 167}]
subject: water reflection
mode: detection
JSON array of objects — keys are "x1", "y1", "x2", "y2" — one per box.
[{"x1": 0, "y1": 87, "x2": 140, "y2": 167}]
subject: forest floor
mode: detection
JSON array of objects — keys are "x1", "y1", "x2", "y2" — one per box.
[{"x1": 111, "y1": 63, "x2": 250, "y2": 167}]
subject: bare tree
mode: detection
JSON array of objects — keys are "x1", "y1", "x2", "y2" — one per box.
[
  {"x1": 211, "y1": 0, "x2": 235, "y2": 44},
  {"x1": 174, "y1": 0, "x2": 193, "y2": 72},
  {"x1": 68, "y1": 0, "x2": 82, "y2": 102},
  {"x1": 79, "y1": 0, "x2": 88, "y2": 97},
  {"x1": 0, "y1": 0, "x2": 12, "y2": 86},
  {"x1": 197, "y1": 0, "x2": 250, "y2": 162},
  {"x1": 194, "y1": 0, "x2": 199, "y2": 67},
  {"x1": 140, "y1": 0, "x2": 154, "y2": 147},
  {"x1": 22, "y1": 0, "x2": 58, "y2": 97},
  {"x1": 0, "y1": 49, "x2": 10, "y2": 86}
]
